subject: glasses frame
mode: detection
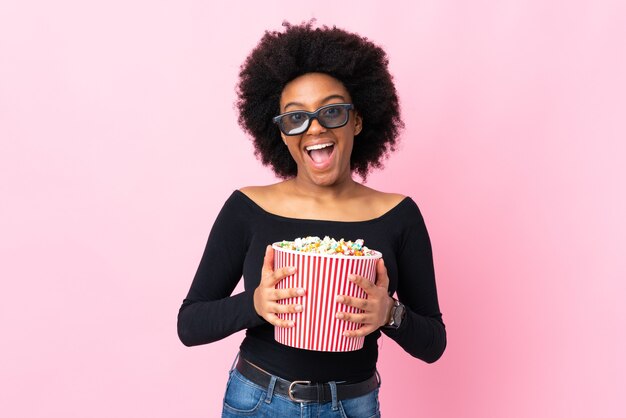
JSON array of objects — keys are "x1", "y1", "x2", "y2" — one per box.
[{"x1": 272, "y1": 103, "x2": 354, "y2": 136}]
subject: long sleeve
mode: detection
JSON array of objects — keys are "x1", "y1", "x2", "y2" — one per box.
[
  {"x1": 381, "y1": 201, "x2": 447, "y2": 363},
  {"x1": 177, "y1": 194, "x2": 266, "y2": 347}
]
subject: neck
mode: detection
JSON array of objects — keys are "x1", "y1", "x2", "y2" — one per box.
[{"x1": 289, "y1": 173, "x2": 360, "y2": 200}]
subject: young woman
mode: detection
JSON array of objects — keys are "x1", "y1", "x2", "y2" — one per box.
[{"x1": 178, "y1": 22, "x2": 446, "y2": 417}]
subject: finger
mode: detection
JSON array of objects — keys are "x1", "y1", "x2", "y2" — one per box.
[
  {"x1": 335, "y1": 310, "x2": 370, "y2": 324},
  {"x1": 267, "y1": 313, "x2": 296, "y2": 328},
  {"x1": 267, "y1": 266, "x2": 297, "y2": 287},
  {"x1": 261, "y1": 245, "x2": 274, "y2": 274},
  {"x1": 348, "y1": 274, "x2": 376, "y2": 295},
  {"x1": 270, "y1": 302, "x2": 304, "y2": 314},
  {"x1": 335, "y1": 294, "x2": 368, "y2": 310},
  {"x1": 343, "y1": 325, "x2": 376, "y2": 338},
  {"x1": 276, "y1": 266, "x2": 298, "y2": 280},
  {"x1": 273, "y1": 287, "x2": 306, "y2": 301},
  {"x1": 375, "y1": 259, "x2": 389, "y2": 289}
]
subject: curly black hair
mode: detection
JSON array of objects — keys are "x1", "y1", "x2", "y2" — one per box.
[{"x1": 236, "y1": 21, "x2": 403, "y2": 179}]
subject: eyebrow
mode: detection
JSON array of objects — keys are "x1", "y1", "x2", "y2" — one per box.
[{"x1": 283, "y1": 94, "x2": 347, "y2": 111}]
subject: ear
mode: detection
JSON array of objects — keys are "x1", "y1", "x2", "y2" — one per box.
[{"x1": 354, "y1": 113, "x2": 363, "y2": 136}]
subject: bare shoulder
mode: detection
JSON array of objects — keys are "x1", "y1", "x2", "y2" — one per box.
[
  {"x1": 356, "y1": 186, "x2": 407, "y2": 216},
  {"x1": 239, "y1": 185, "x2": 267, "y2": 199},
  {"x1": 238, "y1": 183, "x2": 286, "y2": 211},
  {"x1": 379, "y1": 191, "x2": 407, "y2": 206}
]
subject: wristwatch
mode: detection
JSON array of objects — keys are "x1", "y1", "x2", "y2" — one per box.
[{"x1": 383, "y1": 298, "x2": 406, "y2": 329}]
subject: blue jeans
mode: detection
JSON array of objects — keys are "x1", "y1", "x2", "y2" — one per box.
[{"x1": 221, "y1": 368, "x2": 381, "y2": 417}]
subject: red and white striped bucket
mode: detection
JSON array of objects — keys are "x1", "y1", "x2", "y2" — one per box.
[{"x1": 272, "y1": 243, "x2": 382, "y2": 352}]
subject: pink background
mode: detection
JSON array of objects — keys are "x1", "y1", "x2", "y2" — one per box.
[{"x1": 1, "y1": 1, "x2": 625, "y2": 417}]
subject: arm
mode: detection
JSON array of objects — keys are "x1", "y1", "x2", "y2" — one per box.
[
  {"x1": 381, "y1": 202, "x2": 447, "y2": 363},
  {"x1": 177, "y1": 195, "x2": 265, "y2": 347}
]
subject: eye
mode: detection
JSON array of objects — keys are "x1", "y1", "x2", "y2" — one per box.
[
  {"x1": 321, "y1": 106, "x2": 342, "y2": 119},
  {"x1": 287, "y1": 112, "x2": 305, "y2": 123}
]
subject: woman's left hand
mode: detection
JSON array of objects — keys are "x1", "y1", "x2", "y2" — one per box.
[{"x1": 335, "y1": 258, "x2": 394, "y2": 338}]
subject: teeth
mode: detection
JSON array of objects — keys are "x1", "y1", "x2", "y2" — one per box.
[{"x1": 305, "y1": 143, "x2": 333, "y2": 151}]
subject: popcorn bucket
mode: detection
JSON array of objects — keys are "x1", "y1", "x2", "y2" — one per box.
[{"x1": 272, "y1": 243, "x2": 382, "y2": 352}]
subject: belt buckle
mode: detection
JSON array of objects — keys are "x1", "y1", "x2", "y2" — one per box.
[{"x1": 288, "y1": 380, "x2": 311, "y2": 402}]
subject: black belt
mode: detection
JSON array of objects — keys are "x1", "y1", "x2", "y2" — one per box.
[{"x1": 235, "y1": 356, "x2": 380, "y2": 403}]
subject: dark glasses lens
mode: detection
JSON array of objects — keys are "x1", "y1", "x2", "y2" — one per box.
[{"x1": 273, "y1": 103, "x2": 354, "y2": 136}]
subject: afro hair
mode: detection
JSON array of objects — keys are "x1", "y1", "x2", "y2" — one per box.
[{"x1": 236, "y1": 21, "x2": 403, "y2": 179}]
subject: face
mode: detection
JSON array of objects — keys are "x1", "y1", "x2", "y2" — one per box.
[{"x1": 278, "y1": 72, "x2": 362, "y2": 187}]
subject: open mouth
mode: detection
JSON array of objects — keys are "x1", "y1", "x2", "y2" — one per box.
[{"x1": 305, "y1": 143, "x2": 335, "y2": 165}]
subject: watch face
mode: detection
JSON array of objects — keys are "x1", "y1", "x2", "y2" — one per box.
[
  {"x1": 394, "y1": 303, "x2": 405, "y2": 325},
  {"x1": 384, "y1": 300, "x2": 405, "y2": 329}
]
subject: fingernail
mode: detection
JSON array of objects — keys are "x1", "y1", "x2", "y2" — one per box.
[
  {"x1": 336, "y1": 312, "x2": 344, "y2": 319},
  {"x1": 295, "y1": 305, "x2": 303, "y2": 312},
  {"x1": 335, "y1": 295, "x2": 344, "y2": 303},
  {"x1": 348, "y1": 274, "x2": 355, "y2": 281},
  {"x1": 288, "y1": 267, "x2": 296, "y2": 274},
  {"x1": 296, "y1": 288, "x2": 305, "y2": 296},
  {"x1": 289, "y1": 321, "x2": 295, "y2": 327}
]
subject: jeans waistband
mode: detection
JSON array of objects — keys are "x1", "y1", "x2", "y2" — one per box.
[{"x1": 234, "y1": 356, "x2": 380, "y2": 403}]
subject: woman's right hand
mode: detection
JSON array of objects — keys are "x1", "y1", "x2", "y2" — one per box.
[{"x1": 253, "y1": 245, "x2": 305, "y2": 328}]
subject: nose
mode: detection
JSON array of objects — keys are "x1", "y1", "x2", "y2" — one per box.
[{"x1": 305, "y1": 117, "x2": 327, "y2": 135}]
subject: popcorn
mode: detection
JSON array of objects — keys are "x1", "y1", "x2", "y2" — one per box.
[{"x1": 275, "y1": 236, "x2": 376, "y2": 256}]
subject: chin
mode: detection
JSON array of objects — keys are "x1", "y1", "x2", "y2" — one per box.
[{"x1": 306, "y1": 169, "x2": 348, "y2": 187}]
